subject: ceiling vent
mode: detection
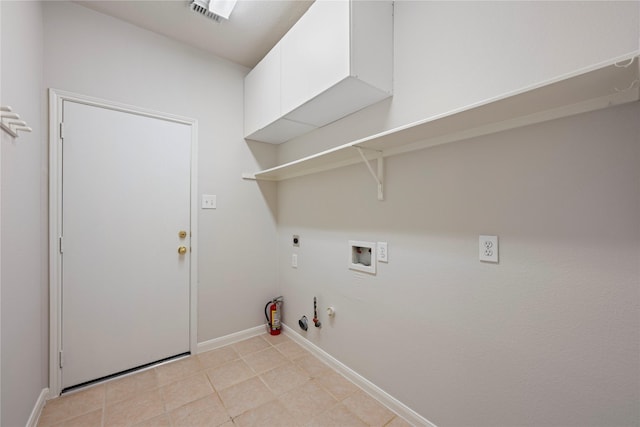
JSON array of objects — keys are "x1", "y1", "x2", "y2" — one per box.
[{"x1": 190, "y1": 0, "x2": 236, "y2": 22}]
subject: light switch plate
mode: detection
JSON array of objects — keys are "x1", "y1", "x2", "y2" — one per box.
[{"x1": 202, "y1": 194, "x2": 216, "y2": 209}]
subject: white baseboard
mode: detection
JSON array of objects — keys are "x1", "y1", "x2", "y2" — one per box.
[
  {"x1": 196, "y1": 325, "x2": 266, "y2": 354},
  {"x1": 282, "y1": 324, "x2": 436, "y2": 427},
  {"x1": 26, "y1": 388, "x2": 49, "y2": 427}
]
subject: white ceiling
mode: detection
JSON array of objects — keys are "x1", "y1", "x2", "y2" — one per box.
[{"x1": 74, "y1": 0, "x2": 314, "y2": 68}]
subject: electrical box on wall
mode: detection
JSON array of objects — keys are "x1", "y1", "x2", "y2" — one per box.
[{"x1": 349, "y1": 240, "x2": 376, "y2": 274}]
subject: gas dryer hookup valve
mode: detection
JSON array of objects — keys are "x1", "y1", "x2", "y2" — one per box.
[{"x1": 313, "y1": 297, "x2": 322, "y2": 328}]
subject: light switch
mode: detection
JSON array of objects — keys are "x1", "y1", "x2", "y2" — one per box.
[{"x1": 202, "y1": 195, "x2": 216, "y2": 209}]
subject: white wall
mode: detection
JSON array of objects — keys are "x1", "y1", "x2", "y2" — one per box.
[
  {"x1": 2, "y1": 1, "x2": 637, "y2": 424},
  {"x1": 1, "y1": 1, "x2": 48, "y2": 426},
  {"x1": 278, "y1": 103, "x2": 640, "y2": 426},
  {"x1": 42, "y1": 2, "x2": 278, "y2": 344},
  {"x1": 279, "y1": 1, "x2": 640, "y2": 163},
  {"x1": 276, "y1": 1, "x2": 640, "y2": 425}
]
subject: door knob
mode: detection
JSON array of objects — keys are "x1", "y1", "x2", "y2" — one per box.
[{"x1": 178, "y1": 246, "x2": 187, "y2": 255}]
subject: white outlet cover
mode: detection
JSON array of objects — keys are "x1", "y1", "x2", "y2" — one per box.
[
  {"x1": 479, "y1": 235, "x2": 498, "y2": 263},
  {"x1": 377, "y1": 242, "x2": 388, "y2": 262}
]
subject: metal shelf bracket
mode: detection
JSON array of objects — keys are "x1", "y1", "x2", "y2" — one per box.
[{"x1": 355, "y1": 146, "x2": 384, "y2": 201}]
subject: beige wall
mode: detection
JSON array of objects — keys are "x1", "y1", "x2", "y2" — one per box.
[
  {"x1": 1, "y1": 1, "x2": 48, "y2": 425},
  {"x1": 276, "y1": 1, "x2": 640, "y2": 425},
  {"x1": 41, "y1": 2, "x2": 279, "y2": 344}
]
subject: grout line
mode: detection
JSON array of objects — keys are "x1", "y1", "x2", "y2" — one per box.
[
  {"x1": 57, "y1": 333, "x2": 394, "y2": 427},
  {"x1": 201, "y1": 362, "x2": 236, "y2": 426}
]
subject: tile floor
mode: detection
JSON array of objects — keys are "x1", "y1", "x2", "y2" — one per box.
[{"x1": 37, "y1": 333, "x2": 412, "y2": 427}]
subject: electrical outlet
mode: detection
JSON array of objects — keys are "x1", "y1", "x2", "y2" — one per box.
[
  {"x1": 377, "y1": 242, "x2": 388, "y2": 262},
  {"x1": 292, "y1": 254, "x2": 298, "y2": 268},
  {"x1": 479, "y1": 235, "x2": 498, "y2": 263}
]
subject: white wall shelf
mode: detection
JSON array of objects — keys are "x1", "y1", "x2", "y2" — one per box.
[{"x1": 244, "y1": 54, "x2": 639, "y2": 193}]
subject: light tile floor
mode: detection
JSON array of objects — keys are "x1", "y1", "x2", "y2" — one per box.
[{"x1": 37, "y1": 333, "x2": 412, "y2": 427}]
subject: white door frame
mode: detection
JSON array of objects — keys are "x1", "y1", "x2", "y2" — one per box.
[{"x1": 48, "y1": 89, "x2": 199, "y2": 397}]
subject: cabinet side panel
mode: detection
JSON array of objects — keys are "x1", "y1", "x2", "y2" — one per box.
[
  {"x1": 350, "y1": 0, "x2": 393, "y2": 94},
  {"x1": 244, "y1": 45, "x2": 281, "y2": 137}
]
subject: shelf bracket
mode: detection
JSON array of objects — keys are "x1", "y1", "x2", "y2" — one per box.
[{"x1": 355, "y1": 147, "x2": 384, "y2": 201}]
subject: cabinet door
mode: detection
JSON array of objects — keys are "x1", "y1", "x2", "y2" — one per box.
[
  {"x1": 244, "y1": 45, "x2": 281, "y2": 137},
  {"x1": 280, "y1": 0, "x2": 350, "y2": 117}
]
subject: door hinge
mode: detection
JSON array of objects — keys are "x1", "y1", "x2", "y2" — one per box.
[
  {"x1": 59, "y1": 350, "x2": 63, "y2": 368},
  {"x1": 59, "y1": 236, "x2": 63, "y2": 254},
  {"x1": 59, "y1": 122, "x2": 64, "y2": 140}
]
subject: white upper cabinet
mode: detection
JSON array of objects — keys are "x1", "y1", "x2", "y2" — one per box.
[
  {"x1": 279, "y1": 0, "x2": 351, "y2": 117},
  {"x1": 244, "y1": 0, "x2": 393, "y2": 144}
]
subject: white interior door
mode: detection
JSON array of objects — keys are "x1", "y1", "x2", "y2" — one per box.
[{"x1": 61, "y1": 100, "x2": 191, "y2": 389}]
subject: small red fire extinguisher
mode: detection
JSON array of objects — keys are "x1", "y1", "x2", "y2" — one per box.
[{"x1": 265, "y1": 296, "x2": 283, "y2": 335}]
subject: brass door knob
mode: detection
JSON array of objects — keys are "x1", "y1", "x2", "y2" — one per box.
[{"x1": 178, "y1": 246, "x2": 187, "y2": 255}]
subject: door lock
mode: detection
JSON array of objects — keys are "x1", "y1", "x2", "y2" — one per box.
[{"x1": 178, "y1": 230, "x2": 187, "y2": 239}]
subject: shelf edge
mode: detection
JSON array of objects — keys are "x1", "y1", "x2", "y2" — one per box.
[{"x1": 251, "y1": 52, "x2": 640, "y2": 182}]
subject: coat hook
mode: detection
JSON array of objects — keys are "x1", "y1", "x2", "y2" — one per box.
[{"x1": 1, "y1": 105, "x2": 31, "y2": 138}]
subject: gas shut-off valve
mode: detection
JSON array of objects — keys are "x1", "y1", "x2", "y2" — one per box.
[
  {"x1": 313, "y1": 297, "x2": 321, "y2": 328},
  {"x1": 299, "y1": 297, "x2": 334, "y2": 331}
]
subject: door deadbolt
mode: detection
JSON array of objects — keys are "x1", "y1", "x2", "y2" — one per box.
[
  {"x1": 178, "y1": 246, "x2": 187, "y2": 255},
  {"x1": 178, "y1": 230, "x2": 187, "y2": 239}
]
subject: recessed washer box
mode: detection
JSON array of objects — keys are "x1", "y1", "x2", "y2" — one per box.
[{"x1": 349, "y1": 240, "x2": 376, "y2": 274}]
